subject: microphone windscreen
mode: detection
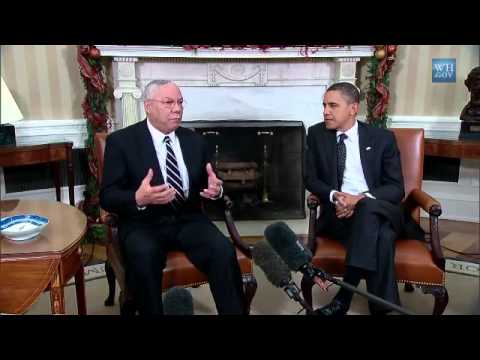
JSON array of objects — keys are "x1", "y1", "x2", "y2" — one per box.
[
  {"x1": 264, "y1": 221, "x2": 312, "y2": 272},
  {"x1": 252, "y1": 240, "x2": 292, "y2": 288},
  {"x1": 163, "y1": 287, "x2": 194, "y2": 315}
]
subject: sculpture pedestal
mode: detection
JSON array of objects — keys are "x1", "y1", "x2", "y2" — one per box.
[{"x1": 459, "y1": 121, "x2": 480, "y2": 140}]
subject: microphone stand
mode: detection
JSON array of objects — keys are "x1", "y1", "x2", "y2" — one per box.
[
  {"x1": 283, "y1": 281, "x2": 315, "y2": 314},
  {"x1": 303, "y1": 265, "x2": 415, "y2": 315}
]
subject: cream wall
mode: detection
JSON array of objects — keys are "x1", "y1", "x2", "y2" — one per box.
[
  {"x1": 1, "y1": 45, "x2": 84, "y2": 120},
  {"x1": 358, "y1": 45, "x2": 479, "y2": 117}
]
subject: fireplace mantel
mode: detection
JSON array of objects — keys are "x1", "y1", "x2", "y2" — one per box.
[
  {"x1": 96, "y1": 45, "x2": 374, "y2": 59},
  {"x1": 96, "y1": 45, "x2": 374, "y2": 130}
]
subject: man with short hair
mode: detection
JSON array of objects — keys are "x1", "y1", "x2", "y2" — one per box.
[
  {"x1": 305, "y1": 82, "x2": 423, "y2": 315},
  {"x1": 100, "y1": 80, "x2": 246, "y2": 315}
]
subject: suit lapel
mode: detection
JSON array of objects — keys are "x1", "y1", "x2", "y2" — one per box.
[
  {"x1": 358, "y1": 121, "x2": 375, "y2": 190},
  {"x1": 137, "y1": 119, "x2": 164, "y2": 186},
  {"x1": 324, "y1": 127, "x2": 338, "y2": 189}
]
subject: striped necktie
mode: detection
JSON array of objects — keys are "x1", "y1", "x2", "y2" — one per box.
[{"x1": 164, "y1": 136, "x2": 186, "y2": 209}]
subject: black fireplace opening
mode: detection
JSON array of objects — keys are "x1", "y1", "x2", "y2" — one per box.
[{"x1": 184, "y1": 120, "x2": 306, "y2": 220}]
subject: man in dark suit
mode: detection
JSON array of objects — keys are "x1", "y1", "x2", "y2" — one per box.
[
  {"x1": 100, "y1": 80, "x2": 246, "y2": 315},
  {"x1": 305, "y1": 82, "x2": 423, "y2": 315}
]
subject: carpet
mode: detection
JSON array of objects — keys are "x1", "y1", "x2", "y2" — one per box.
[{"x1": 66, "y1": 263, "x2": 106, "y2": 285}]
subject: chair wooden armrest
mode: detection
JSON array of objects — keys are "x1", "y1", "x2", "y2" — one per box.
[
  {"x1": 407, "y1": 189, "x2": 445, "y2": 269},
  {"x1": 306, "y1": 194, "x2": 322, "y2": 250},
  {"x1": 222, "y1": 195, "x2": 252, "y2": 258},
  {"x1": 408, "y1": 189, "x2": 442, "y2": 216}
]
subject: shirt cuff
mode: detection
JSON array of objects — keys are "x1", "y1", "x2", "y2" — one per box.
[
  {"x1": 212, "y1": 185, "x2": 224, "y2": 200},
  {"x1": 329, "y1": 190, "x2": 337, "y2": 204},
  {"x1": 363, "y1": 192, "x2": 376, "y2": 199}
]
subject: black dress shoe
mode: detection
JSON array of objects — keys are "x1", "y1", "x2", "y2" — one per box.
[{"x1": 314, "y1": 299, "x2": 349, "y2": 316}]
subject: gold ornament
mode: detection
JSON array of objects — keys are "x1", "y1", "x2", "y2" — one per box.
[{"x1": 375, "y1": 49, "x2": 386, "y2": 60}]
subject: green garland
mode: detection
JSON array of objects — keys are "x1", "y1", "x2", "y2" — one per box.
[
  {"x1": 365, "y1": 45, "x2": 398, "y2": 128},
  {"x1": 77, "y1": 45, "x2": 110, "y2": 245}
]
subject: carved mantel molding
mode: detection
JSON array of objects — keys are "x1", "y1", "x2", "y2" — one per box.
[{"x1": 96, "y1": 45, "x2": 374, "y2": 59}]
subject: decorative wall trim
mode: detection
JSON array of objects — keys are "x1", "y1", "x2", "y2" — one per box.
[
  {"x1": 389, "y1": 115, "x2": 461, "y2": 140},
  {"x1": 6, "y1": 117, "x2": 477, "y2": 222},
  {"x1": 12, "y1": 119, "x2": 88, "y2": 148},
  {"x1": 421, "y1": 176, "x2": 479, "y2": 223},
  {"x1": 0, "y1": 184, "x2": 86, "y2": 205}
]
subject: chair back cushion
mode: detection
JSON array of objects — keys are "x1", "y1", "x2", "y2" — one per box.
[{"x1": 390, "y1": 128, "x2": 424, "y2": 222}]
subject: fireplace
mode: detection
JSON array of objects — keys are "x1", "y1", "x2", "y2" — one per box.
[
  {"x1": 95, "y1": 45, "x2": 373, "y2": 221},
  {"x1": 184, "y1": 120, "x2": 305, "y2": 220}
]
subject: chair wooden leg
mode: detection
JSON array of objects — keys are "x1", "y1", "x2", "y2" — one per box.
[
  {"x1": 104, "y1": 260, "x2": 116, "y2": 306},
  {"x1": 422, "y1": 285, "x2": 449, "y2": 315},
  {"x1": 243, "y1": 273, "x2": 257, "y2": 314},
  {"x1": 404, "y1": 283, "x2": 415, "y2": 293},
  {"x1": 301, "y1": 275, "x2": 315, "y2": 314}
]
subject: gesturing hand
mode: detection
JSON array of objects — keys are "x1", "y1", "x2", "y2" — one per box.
[
  {"x1": 200, "y1": 163, "x2": 223, "y2": 199},
  {"x1": 135, "y1": 168, "x2": 176, "y2": 207}
]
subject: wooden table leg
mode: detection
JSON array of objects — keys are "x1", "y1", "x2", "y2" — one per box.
[
  {"x1": 74, "y1": 250, "x2": 87, "y2": 315},
  {"x1": 50, "y1": 271, "x2": 65, "y2": 314}
]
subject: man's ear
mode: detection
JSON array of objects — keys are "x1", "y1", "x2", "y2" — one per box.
[
  {"x1": 350, "y1": 102, "x2": 359, "y2": 116},
  {"x1": 144, "y1": 101, "x2": 151, "y2": 115}
]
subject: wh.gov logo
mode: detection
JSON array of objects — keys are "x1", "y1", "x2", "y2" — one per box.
[{"x1": 432, "y1": 58, "x2": 456, "y2": 83}]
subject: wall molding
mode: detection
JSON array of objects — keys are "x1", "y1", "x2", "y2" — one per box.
[
  {"x1": 420, "y1": 177, "x2": 479, "y2": 223},
  {"x1": 389, "y1": 115, "x2": 461, "y2": 140},
  {"x1": 12, "y1": 119, "x2": 88, "y2": 148},
  {"x1": 1, "y1": 184, "x2": 86, "y2": 206},
  {"x1": 5, "y1": 117, "x2": 478, "y2": 223}
]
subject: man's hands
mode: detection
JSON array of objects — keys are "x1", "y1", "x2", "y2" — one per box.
[
  {"x1": 334, "y1": 192, "x2": 365, "y2": 219},
  {"x1": 200, "y1": 163, "x2": 223, "y2": 200},
  {"x1": 135, "y1": 168, "x2": 177, "y2": 207},
  {"x1": 314, "y1": 276, "x2": 333, "y2": 291}
]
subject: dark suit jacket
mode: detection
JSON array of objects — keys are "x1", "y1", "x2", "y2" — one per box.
[
  {"x1": 305, "y1": 121, "x2": 423, "y2": 239},
  {"x1": 99, "y1": 119, "x2": 212, "y2": 229},
  {"x1": 306, "y1": 120, "x2": 404, "y2": 205}
]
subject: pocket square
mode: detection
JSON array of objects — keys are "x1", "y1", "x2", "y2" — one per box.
[{"x1": 366, "y1": 146, "x2": 372, "y2": 151}]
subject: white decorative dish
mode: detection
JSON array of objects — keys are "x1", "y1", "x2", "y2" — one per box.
[{"x1": 0, "y1": 214, "x2": 49, "y2": 242}]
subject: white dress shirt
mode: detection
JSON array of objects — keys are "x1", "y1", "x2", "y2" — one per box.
[
  {"x1": 147, "y1": 119, "x2": 190, "y2": 197},
  {"x1": 329, "y1": 121, "x2": 374, "y2": 204}
]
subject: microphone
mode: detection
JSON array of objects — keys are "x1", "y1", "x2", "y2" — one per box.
[
  {"x1": 163, "y1": 287, "x2": 194, "y2": 315},
  {"x1": 264, "y1": 221, "x2": 320, "y2": 281},
  {"x1": 251, "y1": 240, "x2": 314, "y2": 313},
  {"x1": 264, "y1": 221, "x2": 415, "y2": 316}
]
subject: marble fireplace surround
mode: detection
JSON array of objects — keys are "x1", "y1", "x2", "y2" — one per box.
[{"x1": 96, "y1": 45, "x2": 374, "y2": 132}]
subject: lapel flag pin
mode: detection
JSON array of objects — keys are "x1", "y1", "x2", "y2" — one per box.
[{"x1": 366, "y1": 147, "x2": 372, "y2": 151}]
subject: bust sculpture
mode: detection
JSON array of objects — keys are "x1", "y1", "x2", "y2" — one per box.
[{"x1": 460, "y1": 66, "x2": 480, "y2": 122}]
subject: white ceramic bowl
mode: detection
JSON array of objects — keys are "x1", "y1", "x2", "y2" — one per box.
[{"x1": 0, "y1": 214, "x2": 49, "y2": 242}]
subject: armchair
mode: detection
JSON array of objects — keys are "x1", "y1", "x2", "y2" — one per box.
[
  {"x1": 94, "y1": 132, "x2": 257, "y2": 315},
  {"x1": 301, "y1": 128, "x2": 448, "y2": 315}
]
